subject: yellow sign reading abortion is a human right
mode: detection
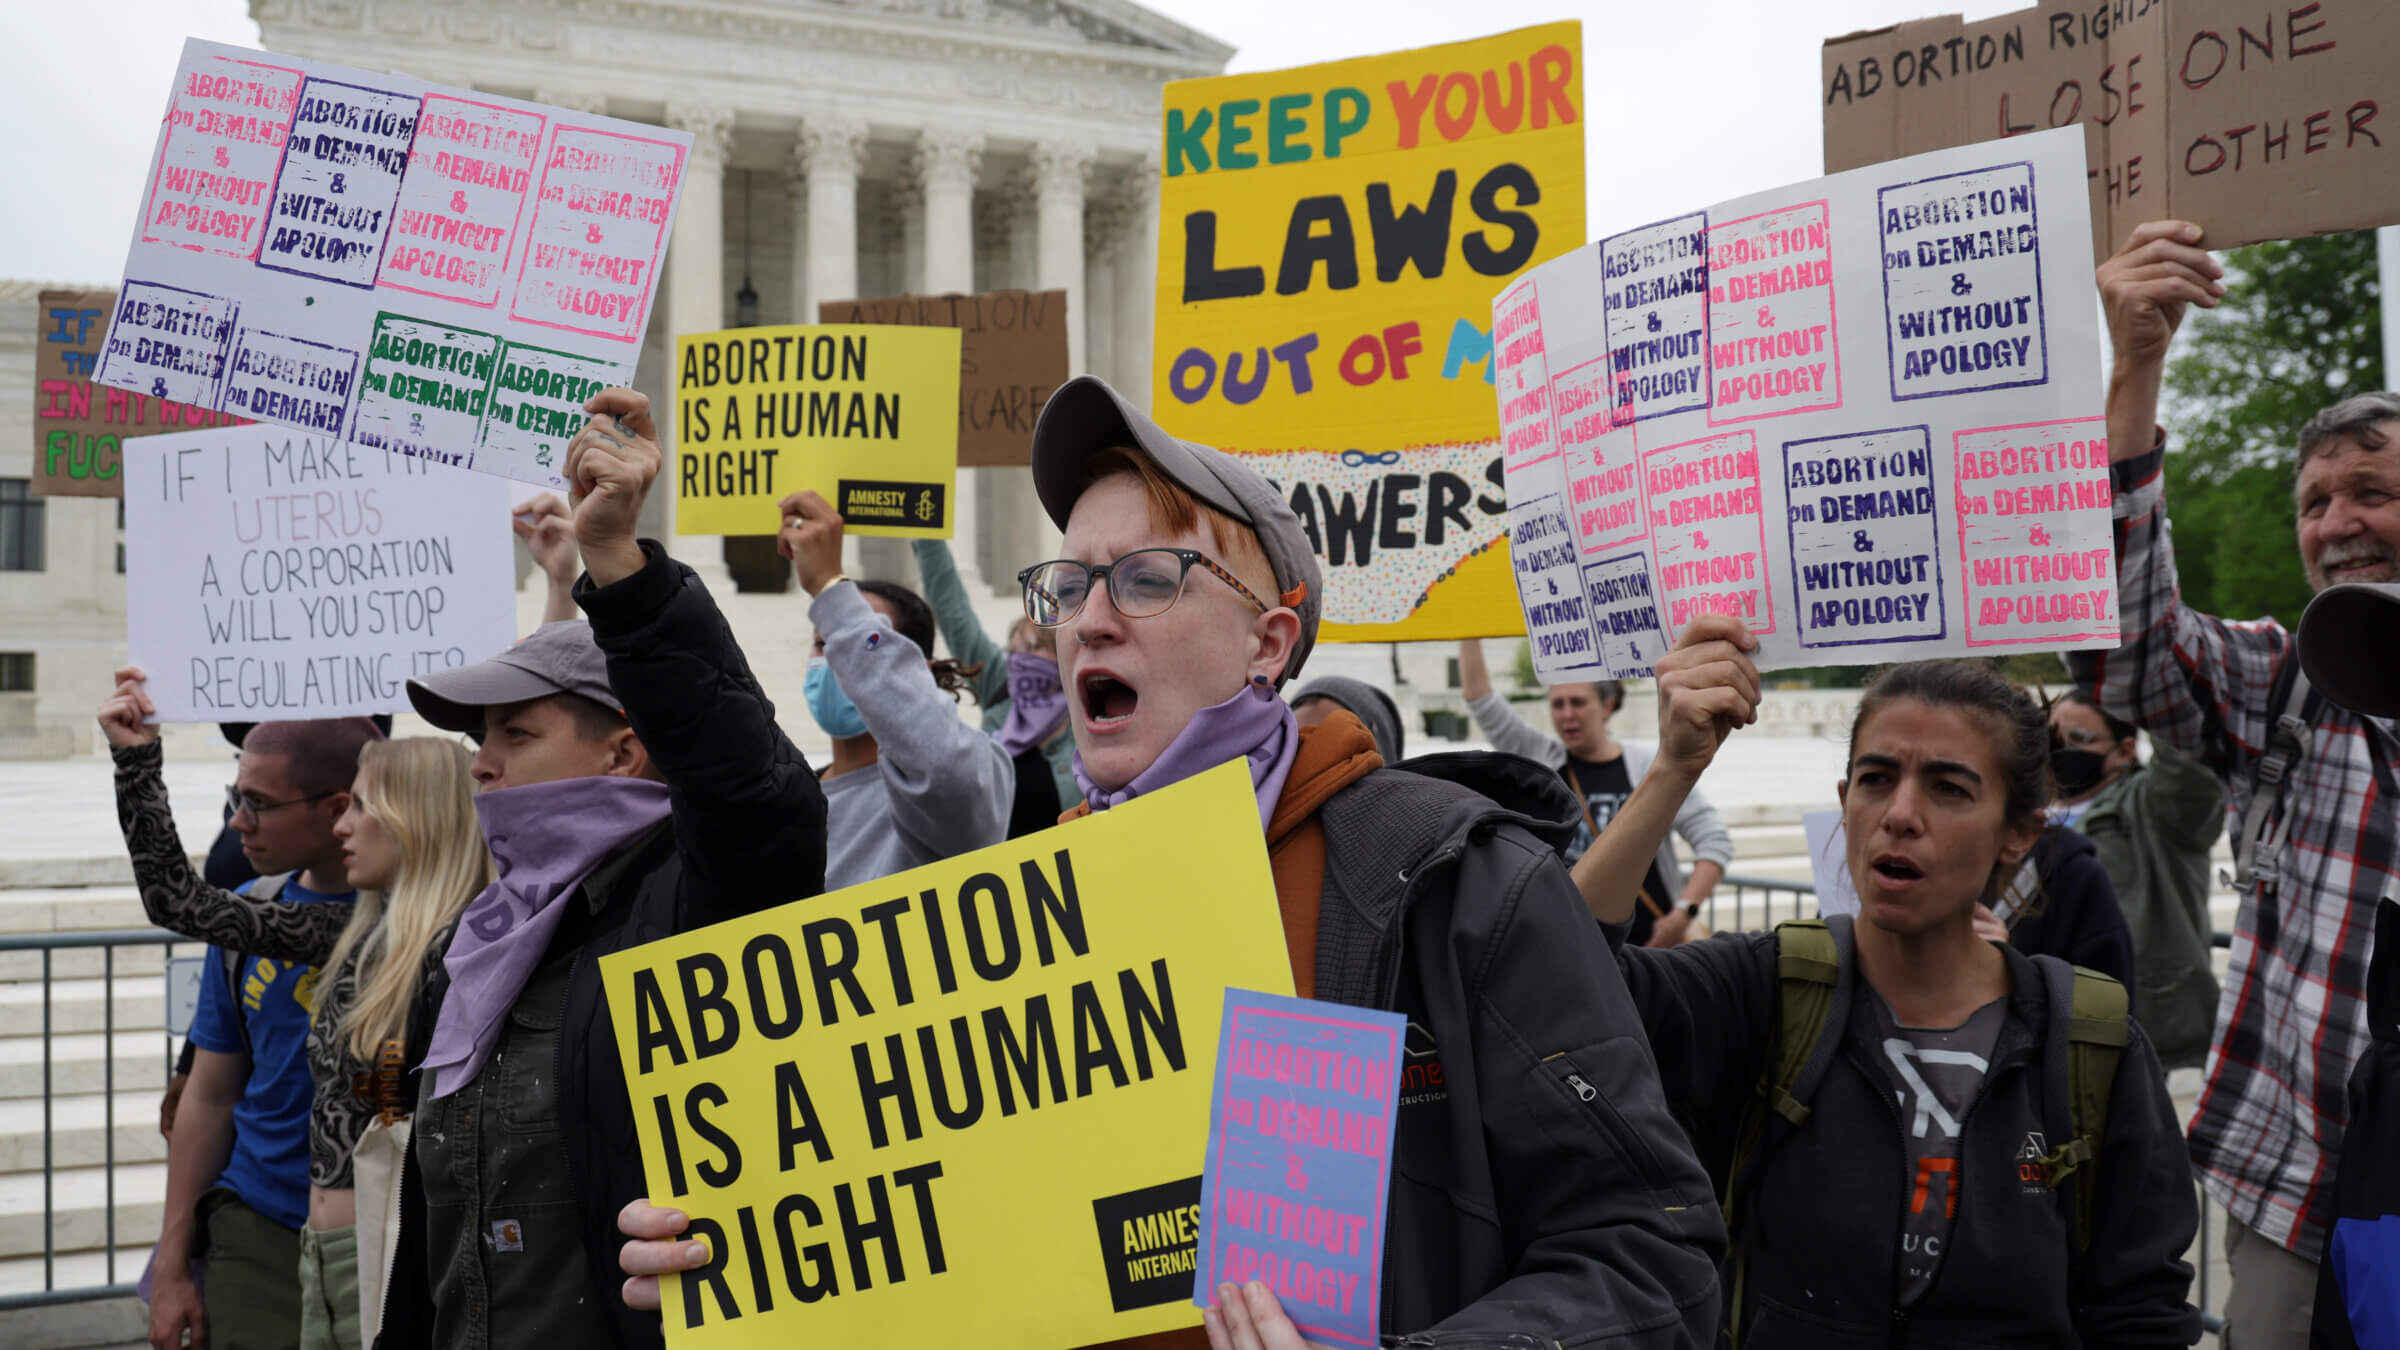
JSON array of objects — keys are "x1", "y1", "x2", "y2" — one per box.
[
  {"x1": 672, "y1": 323, "x2": 960, "y2": 538},
  {"x1": 599, "y1": 760, "x2": 1294, "y2": 1350}
]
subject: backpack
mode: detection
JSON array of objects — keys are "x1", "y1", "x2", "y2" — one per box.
[
  {"x1": 1718, "y1": 918, "x2": 2129, "y2": 1345},
  {"x1": 218, "y1": 871, "x2": 293, "y2": 1045}
]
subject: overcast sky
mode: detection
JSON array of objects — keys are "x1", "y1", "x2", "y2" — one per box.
[{"x1": 0, "y1": 0, "x2": 2029, "y2": 285}]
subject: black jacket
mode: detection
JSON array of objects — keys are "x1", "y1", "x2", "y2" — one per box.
[
  {"x1": 1314, "y1": 750, "x2": 1726, "y2": 1345},
  {"x1": 1620, "y1": 923, "x2": 2201, "y2": 1347},
  {"x1": 377, "y1": 542, "x2": 826, "y2": 1350},
  {"x1": 2009, "y1": 826, "x2": 2138, "y2": 990}
]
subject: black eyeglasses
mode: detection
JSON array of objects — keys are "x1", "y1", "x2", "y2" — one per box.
[
  {"x1": 225, "y1": 785, "x2": 336, "y2": 824},
  {"x1": 1017, "y1": 548, "x2": 1273, "y2": 628}
]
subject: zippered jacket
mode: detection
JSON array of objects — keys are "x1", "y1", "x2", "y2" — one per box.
[
  {"x1": 375, "y1": 541, "x2": 826, "y2": 1350},
  {"x1": 1310, "y1": 751, "x2": 1727, "y2": 1345},
  {"x1": 1618, "y1": 925, "x2": 2202, "y2": 1347}
]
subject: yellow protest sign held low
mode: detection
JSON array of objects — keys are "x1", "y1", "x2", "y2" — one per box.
[
  {"x1": 600, "y1": 761, "x2": 1294, "y2": 1349},
  {"x1": 1156, "y1": 23, "x2": 1585, "y2": 641},
  {"x1": 672, "y1": 323, "x2": 961, "y2": 538}
]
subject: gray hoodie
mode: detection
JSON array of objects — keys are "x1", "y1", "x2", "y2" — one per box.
[
  {"x1": 1291, "y1": 674, "x2": 1406, "y2": 763},
  {"x1": 812, "y1": 581, "x2": 1014, "y2": 890}
]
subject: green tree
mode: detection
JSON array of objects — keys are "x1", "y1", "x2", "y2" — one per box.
[{"x1": 2161, "y1": 229, "x2": 2383, "y2": 630}]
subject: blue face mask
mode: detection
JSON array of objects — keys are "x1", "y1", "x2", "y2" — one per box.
[{"x1": 804, "y1": 657, "x2": 868, "y2": 739}]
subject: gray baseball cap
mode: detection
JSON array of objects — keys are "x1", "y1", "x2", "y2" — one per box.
[
  {"x1": 406, "y1": 620, "x2": 622, "y2": 733},
  {"x1": 1028, "y1": 375, "x2": 1322, "y2": 686},
  {"x1": 2298, "y1": 582, "x2": 2400, "y2": 717}
]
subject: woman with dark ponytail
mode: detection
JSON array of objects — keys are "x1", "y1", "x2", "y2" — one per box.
[
  {"x1": 1578, "y1": 616, "x2": 2201, "y2": 1347},
  {"x1": 779, "y1": 490, "x2": 1015, "y2": 889}
]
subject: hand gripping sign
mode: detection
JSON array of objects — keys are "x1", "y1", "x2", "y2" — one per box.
[
  {"x1": 600, "y1": 761, "x2": 1294, "y2": 1349},
  {"x1": 1497, "y1": 125, "x2": 2115, "y2": 680}
]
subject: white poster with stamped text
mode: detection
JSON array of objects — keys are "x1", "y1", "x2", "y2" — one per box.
[
  {"x1": 1496, "y1": 126, "x2": 2113, "y2": 680},
  {"x1": 96, "y1": 39, "x2": 693, "y2": 494},
  {"x1": 124, "y1": 426, "x2": 518, "y2": 722}
]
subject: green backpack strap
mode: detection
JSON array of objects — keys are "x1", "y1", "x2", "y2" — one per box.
[
  {"x1": 1723, "y1": 919, "x2": 1843, "y2": 1347},
  {"x1": 2035, "y1": 961, "x2": 2129, "y2": 1253}
]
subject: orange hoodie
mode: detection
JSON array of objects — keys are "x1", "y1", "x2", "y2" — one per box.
[{"x1": 1070, "y1": 709, "x2": 1383, "y2": 1350}]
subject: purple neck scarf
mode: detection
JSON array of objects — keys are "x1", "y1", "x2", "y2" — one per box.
[
  {"x1": 997, "y1": 651, "x2": 1070, "y2": 758},
  {"x1": 422, "y1": 775, "x2": 672, "y2": 1099},
  {"x1": 1075, "y1": 677, "x2": 1298, "y2": 830}
]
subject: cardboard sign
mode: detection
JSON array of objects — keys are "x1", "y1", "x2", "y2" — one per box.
[
  {"x1": 599, "y1": 761, "x2": 1293, "y2": 1349},
  {"x1": 1822, "y1": 1, "x2": 2400, "y2": 259},
  {"x1": 94, "y1": 39, "x2": 693, "y2": 493},
  {"x1": 816, "y1": 291, "x2": 1067, "y2": 469},
  {"x1": 123, "y1": 426, "x2": 517, "y2": 722},
  {"x1": 1154, "y1": 23, "x2": 1587, "y2": 642},
  {"x1": 671, "y1": 324, "x2": 962, "y2": 538},
  {"x1": 1193, "y1": 991, "x2": 1402, "y2": 1350},
  {"x1": 1498, "y1": 126, "x2": 2114, "y2": 680},
  {"x1": 33, "y1": 289, "x2": 249, "y2": 497}
]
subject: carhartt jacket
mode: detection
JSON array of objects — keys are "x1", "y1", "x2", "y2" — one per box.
[
  {"x1": 375, "y1": 541, "x2": 825, "y2": 1350},
  {"x1": 1313, "y1": 750, "x2": 1727, "y2": 1344}
]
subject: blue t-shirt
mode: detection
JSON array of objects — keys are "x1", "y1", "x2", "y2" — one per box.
[{"x1": 186, "y1": 876, "x2": 352, "y2": 1231}]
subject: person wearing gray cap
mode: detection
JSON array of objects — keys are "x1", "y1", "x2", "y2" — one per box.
[
  {"x1": 1289, "y1": 674, "x2": 1406, "y2": 765},
  {"x1": 1060, "y1": 376, "x2": 1737, "y2": 1348},
  {"x1": 2076, "y1": 220, "x2": 2400, "y2": 1346},
  {"x1": 371, "y1": 387, "x2": 826, "y2": 1350},
  {"x1": 612, "y1": 376, "x2": 1723, "y2": 1345}
]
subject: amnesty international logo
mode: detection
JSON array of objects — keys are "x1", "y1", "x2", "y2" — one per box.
[{"x1": 837, "y1": 478, "x2": 947, "y2": 530}]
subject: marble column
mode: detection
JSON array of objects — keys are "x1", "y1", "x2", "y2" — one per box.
[
  {"x1": 1004, "y1": 166, "x2": 1041, "y2": 290},
  {"x1": 1111, "y1": 162, "x2": 1159, "y2": 411},
  {"x1": 915, "y1": 127, "x2": 987, "y2": 592},
  {"x1": 1083, "y1": 180, "x2": 1134, "y2": 388},
  {"x1": 797, "y1": 116, "x2": 867, "y2": 317},
  {"x1": 891, "y1": 179, "x2": 927, "y2": 296},
  {"x1": 916, "y1": 126, "x2": 983, "y2": 295},
  {"x1": 664, "y1": 103, "x2": 735, "y2": 587},
  {"x1": 1031, "y1": 141, "x2": 1095, "y2": 374},
  {"x1": 783, "y1": 165, "x2": 811, "y2": 323}
]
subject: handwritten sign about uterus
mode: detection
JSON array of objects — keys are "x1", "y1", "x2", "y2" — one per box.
[
  {"x1": 95, "y1": 39, "x2": 692, "y2": 494},
  {"x1": 1497, "y1": 126, "x2": 2112, "y2": 680},
  {"x1": 123, "y1": 427, "x2": 517, "y2": 722}
]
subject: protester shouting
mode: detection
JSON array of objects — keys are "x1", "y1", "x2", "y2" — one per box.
[
  {"x1": 369, "y1": 387, "x2": 827, "y2": 1350},
  {"x1": 99, "y1": 685, "x2": 488, "y2": 1350},
  {"x1": 1579, "y1": 621, "x2": 2200, "y2": 1347},
  {"x1": 617, "y1": 376, "x2": 1724, "y2": 1347},
  {"x1": 2076, "y1": 219, "x2": 2394, "y2": 1346},
  {"x1": 1458, "y1": 639, "x2": 1730, "y2": 946},
  {"x1": 2044, "y1": 689, "x2": 2225, "y2": 1070},
  {"x1": 95, "y1": 708, "x2": 378, "y2": 1350},
  {"x1": 778, "y1": 492, "x2": 1012, "y2": 885},
  {"x1": 914, "y1": 536, "x2": 1080, "y2": 829}
]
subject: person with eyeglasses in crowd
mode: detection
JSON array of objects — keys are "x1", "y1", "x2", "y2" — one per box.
[
  {"x1": 100, "y1": 710, "x2": 382, "y2": 1350},
  {"x1": 615, "y1": 376, "x2": 1725, "y2": 1347}
]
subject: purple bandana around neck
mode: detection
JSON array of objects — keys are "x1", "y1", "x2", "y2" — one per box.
[
  {"x1": 1074, "y1": 677, "x2": 1298, "y2": 829},
  {"x1": 421, "y1": 774, "x2": 673, "y2": 1099},
  {"x1": 996, "y1": 651, "x2": 1070, "y2": 758}
]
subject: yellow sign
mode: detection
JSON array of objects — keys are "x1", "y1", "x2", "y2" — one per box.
[
  {"x1": 1156, "y1": 23, "x2": 1586, "y2": 641},
  {"x1": 672, "y1": 324, "x2": 961, "y2": 537},
  {"x1": 600, "y1": 761, "x2": 1294, "y2": 1349}
]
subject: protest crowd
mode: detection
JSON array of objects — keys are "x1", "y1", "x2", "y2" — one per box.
[{"x1": 45, "y1": 13, "x2": 2400, "y2": 1350}]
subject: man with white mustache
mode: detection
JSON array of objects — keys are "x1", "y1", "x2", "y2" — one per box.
[{"x1": 2073, "y1": 220, "x2": 2400, "y2": 1350}]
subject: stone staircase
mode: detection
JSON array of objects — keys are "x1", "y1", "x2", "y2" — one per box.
[{"x1": 0, "y1": 878, "x2": 197, "y2": 1347}]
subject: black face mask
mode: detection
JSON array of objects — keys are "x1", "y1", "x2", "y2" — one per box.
[{"x1": 2051, "y1": 746, "x2": 2109, "y2": 798}]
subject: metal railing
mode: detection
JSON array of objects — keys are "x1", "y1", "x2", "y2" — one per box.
[
  {"x1": 0, "y1": 928, "x2": 196, "y2": 1311},
  {"x1": 0, "y1": 913, "x2": 2247, "y2": 1330}
]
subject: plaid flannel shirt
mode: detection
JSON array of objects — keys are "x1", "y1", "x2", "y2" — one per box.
[{"x1": 2068, "y1": 441, "x2": 2393, "y2": 1261}]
